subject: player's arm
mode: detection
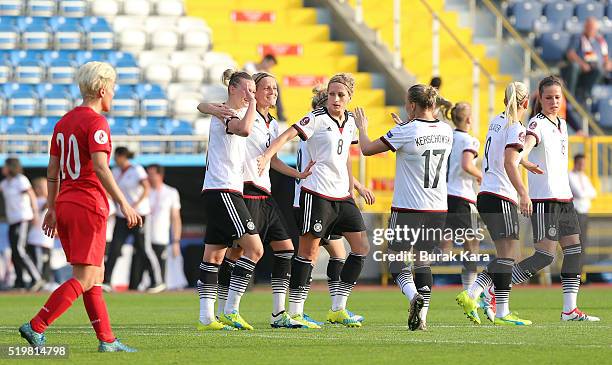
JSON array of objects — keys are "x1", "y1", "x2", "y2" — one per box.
[
  {"x1": 270, "y1": 154, "x2": 314, "y2": 179},
  {"x1": 226, "y1": 85, "x2": 256, "y2": 137},
  {"x1": 26, "y1": 187, "x2": 39, "y2": 223},
  {"x1": 504, "y1": 147, "x2": 531, "y2": 217},
  {"x1": 461, "y1": 151, "x2": 482, "y2": 183},
  {"x1": 42, "y1": 156, "x2": 61, "y2": 237},
  {"x1": 132, "y1": 178, "x2": 150, "y2": 209},
  {"x1": 518, "y1": 134, "x2": 543, "y2": 174},
  {"x1": 171, "y1": 206, "x2": 182, "y2": 257},
  {"x1": 353, "y1": 177, "x2": 375, "y2": 205},
  {"x1": 354, "y1": 107, "x2": 391, "y2": 156},
  {"x1": 92, "y1": 152, "x2": 142, "y2": 228},
  {"x1": 346, "y1": 156, "x2": 355, "y2": 198},
  {"x1": 258, "y1": 126, "x2": 299, "y2": 175},
  {"x1": 197, "y1": 102, "x2": 237, "y2": 120}
]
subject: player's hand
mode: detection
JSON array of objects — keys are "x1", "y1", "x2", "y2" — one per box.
[
  {"x1": 42, "y1": 209, "x2": 57, "y2": 238},
  {"x1": 209, "y1": 103, "x2": 237, "y2": 121},
  {"x1": 296, "y1": 160, "x2": 315, "y2": 179},
  {"x1": 391, "y1": 112, "x2": 404, "y2": 125},
  {"x1": 354, "y1": 107, "x2": 368, "y2": 130},
  {"x1": 519, "y1": 192, "x2": 532, "y2": 217},
  {"x1": 121, "y1": 203, "x2": 142, "y2": 228},
  {"x1": 522, "y1": 160, "x2": 544, "y2": 175},
  {"x1": 241, "y1": 83, "x2": 256, "y2": 103},
  {"x1": 172, "y1": 242, "x2": 181, "y2": 257},
  {"x1": 257, "y1": 154, "x2": 271, "y2": 176},
  {"x1": 475, "y1": 173, "x2": 483, "y2": 185},
  {"x1": 356, "y1": 185, "x2": 376, "y2": 205}
]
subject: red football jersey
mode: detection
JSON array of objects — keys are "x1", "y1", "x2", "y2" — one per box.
[{"x1": 50, "y1": 106, "x2": 112, "y2": 217}]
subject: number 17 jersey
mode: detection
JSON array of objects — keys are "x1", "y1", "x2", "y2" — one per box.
[
  {"x1": 380, "y1": 119, "x2": 453, "y2": 211},
  {"x1": 50, "y1": 106, "x2": 112, "y2": 217}
]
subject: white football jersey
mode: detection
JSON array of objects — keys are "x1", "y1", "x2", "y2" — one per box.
[
  {"x1": 202, "y1": 107, "x2": 248, "y2": 194},
  {"x1": 381, "y1": 119, "x2": 453, "y2": 211},
  {"x1": 292, "y1": 108, "x2": 358, "y2": 200},
  {"x1": 526, "y1": 113, "x2": 573, "y2": 201},
  {"x1": 447, "y1": 130, "x2": 480, "y2": 203},
  {"x1": 293, "y1": 140, "x2": 310, "y2": 207},
  {"x1": 0, "y1": 174, "x2": 34, "y2": 224},
  {"x1": 479, "y1": 113, "x2": 526, "y2": 204},
  {"x1": 243, "y1": 111, "x2": 280, "y2": 195}
]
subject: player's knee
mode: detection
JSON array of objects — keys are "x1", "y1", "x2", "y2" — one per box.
[{"x1": 245, "y1": 246, "x2": 264, "y2": 262}]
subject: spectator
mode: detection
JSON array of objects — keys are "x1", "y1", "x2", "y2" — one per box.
[
  {"x1": 563, "y1": 17, "x2": 612, "y2": 102},
  {"x1": 145, "y1": 164, "x2": 183, "y2": 293},
  {"x1": 243, "y1": 54, "x2": 286, "y2": 121},
  {"x1": 26, "y1": 177, "x2": 55, "y2": 290},
  {"x1": 568, "y1": 154, "x2": 596, "y2": 249}
]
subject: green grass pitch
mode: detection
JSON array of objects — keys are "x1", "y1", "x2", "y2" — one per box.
[{"x1": 0, "y1": 286, "x2": 610, "y2": 364}]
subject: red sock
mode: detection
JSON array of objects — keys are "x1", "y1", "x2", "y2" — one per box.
[
  {"x1": 83, "y1": 285, "x2": 115, "y2": 343},
  {"x1": 30, "y1": 278, "x2": 83, "y2": 333}
]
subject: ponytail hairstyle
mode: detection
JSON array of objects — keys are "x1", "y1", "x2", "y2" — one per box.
[
  {"x1": 450, "y1": 102, "x2": 472, "y2": 128},
  {"x1": 327, "y1": 73, "x2": 355, "y2": 98},
  {"x1": 221, "y1": 69, "x2": 253, "y2": 90},
  {"x1": 407, "y1": 84, "x2": 438, "y2": 110},
  {"x1": 311, "y1": 84, "x2": 328, "y2": 109},
  {"x1": 504, "y1": 81, "x2": 529, "y2": 124}
]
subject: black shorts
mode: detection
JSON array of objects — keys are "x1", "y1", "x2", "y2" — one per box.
[
  {"x1": 299, "y1": 190, "x2": 366, "y2": 239},
  {"x1": 245, "y1": 196, "x2": 290, "y2": 244},
  {"x1": 293, "y1": 207, "x2": 341, "y2": 244},
  {"x1": 531, "y1": 200, "x2": 580, "y2": 242},
  {"x1": 445, "y1": 196, "x2": 478, "y2": 231},
  {"x1": 388, "y1": 209, "x2": 447, "y2": 252},
  {"x1": 477, "y1": 193, "x2": 519, "y2": 241},
  {"x1": 202, "y1": 191, "x2": 258, "y2": 246}
]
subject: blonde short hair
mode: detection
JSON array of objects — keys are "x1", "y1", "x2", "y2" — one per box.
[
  {"x1": 328, "y1": 73, "x2": 355, "y2": 98},
  {"x1": 76, "y1": 61, "x2": 116, "y2": 99}
]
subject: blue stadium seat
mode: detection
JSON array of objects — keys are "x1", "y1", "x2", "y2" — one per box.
[
  {"x1": 22, "y1": 18, "x2": 51, "y2": 49},
  {"x1": 111, "y1": 85, "x2": 138, "y2": 117},
  {"x1": 15, "y1": 57, "x2": 44, "y2": 83},
  {"x1": 81, "y1": 17, "x2": 114, "y2": 50},
  {"x1": 132, "y1": 118, "x2": 165, "y2": 154},
  {"x1": 6, "y1": 83, "x2": 37, "y2": 116},
  {"x1": 607, "y1": 3, "x2": 612, "y2": 19},
  {"x1": 0, "y1": 22, "x2": 18, "y2": 49},
  {"x1": 51, "y1": 17, "x2": 83, "y2": 50},
  {"x1": 4, "y1": 116, "x2": 31, "y2": 153},
  {"x1": 31, "y1": 116, "x2": 56, "y2": 134},
  {"x1": 47, "y1": 58, "x2": 76, "y2": 84},
  {"x1": 508, "y1": 1, "x2": 542, "y2": 33},
  {"x1": 107, "y1": 116, "x2": 133, "y2": 135},
  {"x1": 75, "y1": 49, "x2": 109, "y2": 65},
  {"x1": 137, "y1": 83, "x2": 168, "y2": 117},
  {"x1": 575, "y1": 2, "x2": 604, "y2": 23},
  {"x1": 595, "y1": 98, "x2": 612, "y2": 127},
  {"x1": 164, "y1": 119, "x2": 193, "y2": 135},
  {"x1": 68, "y1": 83, "x2": 81, "y2": 99},
  {"x1": 26, "y1": 1, "x2": 56, "y2": 17},
  {"x1": 543, "y1": 1, "x2": 573, "y2": 31},
  {"x1": 536, "y1": 31, "x2": 571, "y2": 63},
  {"x1": 59, "y1": 0, "x2": 87, "y2": 18},
  {"x1": 109, "y1": 51, "x2": 140, "y2": 84},
  {"x1": 0, "y1": 54, "x2": 9, "y2": 82},
  {"x1": 0, "y1": 1, "x2": 22, "y2": 16},
  {"x1": 38, "y1": 83, "x2": 71, "y2": 117}
]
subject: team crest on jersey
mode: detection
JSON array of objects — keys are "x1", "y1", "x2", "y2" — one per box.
[
  {"x1": 529, "y1": 121, "x2": 537, "y2": 130},
  {"x1": 247, "y1": 221, "x2": 256, "y2": 231},
  {"x1": 94, "y1": 130, "x2": 108, "y2": 144},
  {"x1": 299, "y1": 117, "x2": 310, "y2": 126},
  {"x1": 386, "y1": 131, "x2": 393, "y2": 138},
  {"x1": 548, "y1": 226, "x2": 557, "y2": 237},
  {"x1": 518, "y1": 131, "x2": 526, "y2": 143},
  {"x1": 313, "y1": 221, "x2": 323, "y2": 233}
]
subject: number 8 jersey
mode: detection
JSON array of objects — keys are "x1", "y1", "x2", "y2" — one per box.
[
  {"x1": 380, "y1": 119, "x2": 453, "y2": 211},
  {"x1": 292, "y1": 107, "x2": 358, "y2": 200},
  {"x1": 50, "y1": 106, "x2": 113, "y2": 217}
]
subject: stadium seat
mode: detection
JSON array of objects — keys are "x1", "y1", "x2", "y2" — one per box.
[
  {"x1": 0, "y1": 56, "x2": 9, "y2": 83},
  {"x1": 508, "y1": 1, "x2": 542, "y2": 33},
  {"x1": 200, "y1": 84, "x2": 227, "y2": 103},
  {"x1": 575, "y1": 2, "x2": 604, "y2": 23},
  {"x1": 119, "y1": 27, "x2": 147, "y2": 53},
  {"x1": 52, "y1": 17, "x2": 83, "y2": 50},
  {"x1": 543, "y1": 1, "x2": 573, "y2": 31},
  {"x1": 607, "y1": 2, "x2": 612, "y2": 20},
  {"x1": 22, "y1": 18, "x2": 51, "y2": 49},
  {"x1": 112, "y1": 85, "x2": 138, "y2": 117},
  {"x1": 150, "y1": 28, "x2": 180, "y2": 52},
  {"x1": 83, "y1": 17, "x2": 114, "y2": 50},
  {"x1": 31, "y1": 116, "x2": 55, "y2": 134},
  {"x1": 91, "y1": 0, "x2": 119, "y2": 17},
  {"x1": 15, "y1": 58, "x2": 44, "y2": 84},
  {"x1": 137, "y1": 83, "x2": 169, "y2": 117},
  {"x1": 536, "y1": 31, "x2": 571, "y2": 63},
  {"x1": 175, "y1": 63, "x2": 205, "y2": 87},
  {"x1": 564, "y1": 18, "x2": 584, "y2": 34},
  {"x1": 107, "y1": 116, "x2": 133, "y2": 134},
  {"x1": 155, "y1": 0, "x2": 184, "y2": 17},
  {"x1": 176, "y1": 16, "x2": 209, "y2": 33},
  {"x1": 123, "y1": 0, "x2": 151, "y2": 17},
  {"x1": 47, "y1": 57, "x2": 76, "y2": 84},
  {"x1": 5, "y1": 83, "x2": 37, "y2": 116},
  {"x1": 4, "y1": 116, "x2": 31, "y2": 153},
  {"x1": 181, "y1": 28, "x2": 211, "y2": 52},
  {"x1": 138, "y1": 50, "x2": 168, "y2": 68},
  {"x1": 144, "y1": 17, "x2": 177, "y2": 33},
  {"x1": 193, "y1": 116, "x2": 211, "y2": 136},
  {"x1": 605, "y1": 33, "x2": 612, "y2": 48},
  {"x1": 0, "y1": 0, "x2": 22, "y2": 16},
  {"x1": 132, "y1": 117, "x2": 165, "y2": 153},
  {"x1": 595, "y1": 98, "x2": 612, "y2": 127},
  {"x1": 163, "y1": 119, "x2": 193, "y2": 134},
  {"x1": 58, "y1": 0, "x2": 87, "y2": 18},
  {"x1": 38, "y1": 83, "x2": 71, "y2": 117},
  {"x1": 112, "y1": 15, "x2": 145, "y2": 34},
  {"x1": 144, "y1": 61, "x2": 174, "y2": 87},
  {"x1": 26, "y1": 1, "x2": 55, "y2": 17},
  {"x1": 171, "y1": 91, "x2": 201, "y2": 121},
  {"x1": 203, "y1": 52, "x2": 237, "y2": 84},
  {"x1": 0, "y1": 22, "x2": 18, "y2": 49},
  {"x1": 170, "y1": 51, "x2": 202, "y2": 67},
  {"x1": 109, "y1": 51, "x2": 141, "y2": 84}
]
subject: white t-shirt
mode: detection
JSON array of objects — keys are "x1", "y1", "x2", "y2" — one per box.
[
  {"x1": 243, "y1": 111, "x2": 279, "y2": 195},
  {"x1": 149, "y1": 183, "x2": 181, "y2": 245},
  {"x1": 292, "y1": 107, "x2": 358, "y2": 200},
  {"x1": 0, "y1": 174, "x2": 34, "y2": 224},
  {"x1": 568, "y1": 170, "x2": 596, "y2": 214},
  {"x1": 447, "y1": 130, "x2": 480, "y2": 203},
  {"x1": 293, "y1": 140, "x2": 310, "y2": 208},
  {"x1": 27, "y1": 197, "x2": 54, "y2": 248},
  {"x1": 202, "y1": 108, "x2": 248, "y2": 194},
  {"x1": 381, "y1": 119, "x2": 453, "y2": 211},
  {"x1": 112, "y1": 164, "x2": 151, "y2": 217},
  {"x1": 526, "y1": 113, "x2": 573, "y2": 201},
  {"x1": 106, "y1": 195, "x2": 116, "y2": 242},
  {"x1": 479, "y1": 113, "x2": 526, "y2": 205}
]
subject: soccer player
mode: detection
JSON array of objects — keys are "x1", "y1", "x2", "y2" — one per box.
[
  {"x1": 145, "y1": 164, "x2": 183, "y2": 293},
  {"x1": 196, "y1": 69, "x2": 264, "y2": 331},
  {"x1": 355, "y1": 84, "x2": 454, "y2": 331},
  {"x1": 19, "y1": 61, "x2": 141, "y2": 352},
  {"x1": 510, "y1": 76, "x2": 599, "y2": 321},
  {"x1": 258, "y1": 73, "x2": 370, "y2": 328},
  {"x1": 104, "y1": 147, "x2": 157, "y2": 291},
  {"x1": 0, "y1": 157, "x2": 42, "y2": 290},
  {"x1": 456, "y1": 81, "x2": 542, "y2": 326}
]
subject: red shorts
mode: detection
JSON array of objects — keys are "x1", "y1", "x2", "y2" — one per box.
[{"x1": 56, "y1": 202, "x2": 107, "y2": 266}]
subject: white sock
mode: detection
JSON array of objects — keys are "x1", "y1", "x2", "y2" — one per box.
[
  {"x1": 199, "y1": 297, "x2": 215, "y2": 325},
  {"x1": 332, "y1": 295, "x2": 348, "y2": 311},
  {"x1": 563, "y1": 292, "x2": 578, "y2": 313},
  {"x1": 224, "y1": 289, "x2": 243, "y2": 314},
  {"x1": 496, "y1": 301, "x2": 510, "y2": 318},
  {"x1": 462, "y1": 272, "x2": 477, "y2": 291},
  {"x1": 288, "y1": 300, "x2": 304, "y2": 316},
  {"x1": 420, "y1": 306, "x2": 429, "y2": 322},
  {"x1": 272, "y1": 292, "x2": 286, "y2": 315},
  {"x1": 216, "y1": 298, "x2": 226, "y2": 318},
  {"x1": 396, "y1": 271, "x2": 417, "y2": 301}
]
